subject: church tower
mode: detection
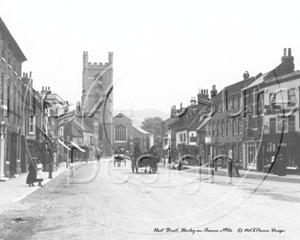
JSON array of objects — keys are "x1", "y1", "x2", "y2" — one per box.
[{"x1": 81, "y1": 52, "x2": 113, "y2": 156}]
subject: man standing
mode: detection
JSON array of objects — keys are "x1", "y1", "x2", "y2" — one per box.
[{"x1": 233, "y1": 158, "x2": 240, "y2": 177}]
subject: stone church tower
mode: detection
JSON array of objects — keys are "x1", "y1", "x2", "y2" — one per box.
[{"x1": 81, "y1": 51, "x2": 113, "y2": 156}]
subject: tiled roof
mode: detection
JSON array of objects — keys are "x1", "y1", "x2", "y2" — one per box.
[{"x1": 133, "y1": 126, "x2": 149, "y2": 135}]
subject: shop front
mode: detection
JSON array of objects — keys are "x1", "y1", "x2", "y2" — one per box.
[{"x1": 263, "y1": 133, "x2": 300, "y2": 171}]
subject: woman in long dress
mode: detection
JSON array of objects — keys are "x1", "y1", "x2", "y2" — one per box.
[
  {"x1": 36, "y1": 159, "x2": 44, "y2": 187},
  {"x1": 26, "y1": 158, "x2": 37, "y2": 187}
]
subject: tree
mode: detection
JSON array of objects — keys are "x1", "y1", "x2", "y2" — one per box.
[{"x1": 140, "y1": 117, "x2": 163, "y2": 147}]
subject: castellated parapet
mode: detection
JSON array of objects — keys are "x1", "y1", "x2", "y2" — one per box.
[{"x1": 83, "y1": 51, "x2": 113, "y2": 69}]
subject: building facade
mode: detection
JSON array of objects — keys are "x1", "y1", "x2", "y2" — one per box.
[
  {"x1": 0, "y1": 17, "x2": 27, "y2": 179},
  {"x1": 113, "y1": 113, "x2": 151, "y2": 154}
]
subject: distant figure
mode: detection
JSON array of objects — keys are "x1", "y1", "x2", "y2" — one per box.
[
  {"x1": 277, "y1": 154, "x2": 287, "y2": 176},
  {"x1": 26, "y1": 158, "x2": 37, "y2": 187},
  {"x1": 95, "y1": 147, "x2": 102, "y2": 161},
  {"x1": 233, "y1": 158, "x2": 240, "y2": 177},
  {"x1": 227, "y1": 157, "x2": 233, "y2": 177},
  {"x1": 119, "y1": 148, "x2": 125, "y2": 155},
  {"x1": 36, "y1": 159, "x2": 44, "y2": 187}
]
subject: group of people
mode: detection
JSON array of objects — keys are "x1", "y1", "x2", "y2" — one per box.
[
  {"x1": 26, "y1": 158, "x2": 44, "y2": 187},
  {"x1": 227, "y1": 158, "x2": 241, "y2": 177}
]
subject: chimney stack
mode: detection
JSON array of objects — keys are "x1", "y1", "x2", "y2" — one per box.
[
  {"x1": 210, "y1": 85, "x2": 218, "y2": 98},
  {"x1": 190, "y1": 97, "x2": 196, "y2": 106},
  {"x1": 284, "y1": 48, "x2": 287, "y2": 56}
]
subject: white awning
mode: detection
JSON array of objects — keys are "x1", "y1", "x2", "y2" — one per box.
[
  {"x1": 70, "y1": 141, "x2": 85, "y2": 152},
  {"x1": 58, "y1": 139, "x2": 71, "y2": 151}
]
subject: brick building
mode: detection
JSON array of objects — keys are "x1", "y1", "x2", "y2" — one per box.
[
  {"x1": 242, "y1": 48, "x2": 300, "y2": 171},
  {"x1": 0, "y1": 17, "x2": 27, "y2": 179}
]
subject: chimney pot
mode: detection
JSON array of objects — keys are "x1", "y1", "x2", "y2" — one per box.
[
  {"x1": 284, "y1": 48, "x2": 287, "y2": 56},
  {"x1": 288, "y1": 48, "x2": 292, "y2": 57}
]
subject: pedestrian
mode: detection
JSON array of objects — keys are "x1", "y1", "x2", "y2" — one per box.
[
  {"x1": 227, "y1": 157, "x2": 233, "y2": 177},
  {"x1": 36, "y1": 159, "x2": 44, "y2": 187},
  {"x1": 233, "y1": 158, "x2": 240, "y2": 177},
  {"x1": 26, "y1": 158, "x2": 37, "y2": 187},
  {"x1": 277, "y1": 154, "x2": 287, "y2": 176},
  {"x1": 95, "y1": 148, "x2": 102, "y2": 162},
  {"x1": 210, "y1": 159, "x2": 214, "y2": 176}
]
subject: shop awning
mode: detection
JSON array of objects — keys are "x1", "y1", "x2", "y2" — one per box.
[
  {"x1": 58, "y1": 139, "x2": 71, "y2": 151},
  {"x1": 70, "y1": 141, "x2": 85, "y2": 152}
]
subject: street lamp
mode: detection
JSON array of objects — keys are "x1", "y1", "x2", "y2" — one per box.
[{"x1": 41, "y1": 90, "x2": 53, "y2": 179}]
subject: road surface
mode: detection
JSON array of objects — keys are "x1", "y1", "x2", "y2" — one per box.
[{"x1": 1, "y1": 158, "x2": 299, "y2": 240}]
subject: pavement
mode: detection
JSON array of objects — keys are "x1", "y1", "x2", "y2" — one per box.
[
  {"x1": 158, "y1": 162, "x2": 300, "y2": 183},
  {"x1": 0, "y1": 159, "x2": 102, "y2": 214}
]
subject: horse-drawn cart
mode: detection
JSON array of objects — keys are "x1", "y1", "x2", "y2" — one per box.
[{"x1": 131, "y1": 154, "x2": 158, "y2": 174}]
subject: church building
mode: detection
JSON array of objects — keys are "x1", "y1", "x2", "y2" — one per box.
[{"x1": 113, "y1": 113, "x2": 152, "y2": 154}]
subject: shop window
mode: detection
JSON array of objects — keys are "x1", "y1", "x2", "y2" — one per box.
[{"x1": 222, "y1": 122, "x2": 225, "y2": 136}]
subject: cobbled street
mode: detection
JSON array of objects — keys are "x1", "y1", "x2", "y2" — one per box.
[{"x1": 1, "y1": 159, "x2": 300, "y2": 240}]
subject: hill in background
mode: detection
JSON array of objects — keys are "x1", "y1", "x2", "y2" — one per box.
[{"x1": 113, "y1": 109, "x2": 169, "y2": 127}]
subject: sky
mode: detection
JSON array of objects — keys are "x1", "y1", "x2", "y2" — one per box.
[{"x1": 1, "y1": 0, "x2": 300, "y2": 115}]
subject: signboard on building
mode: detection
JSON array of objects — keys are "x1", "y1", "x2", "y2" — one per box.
[{"x1": 58, "y1": 111, "x2": 75, "y2": 127}]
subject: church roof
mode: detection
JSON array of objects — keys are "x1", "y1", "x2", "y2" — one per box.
[
  {"x1": 133, "y1": 126, "x2": 149, "y2": 134},
  {"x1": 113, "y1": 113, "x2": 132, "y2": 122}
]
